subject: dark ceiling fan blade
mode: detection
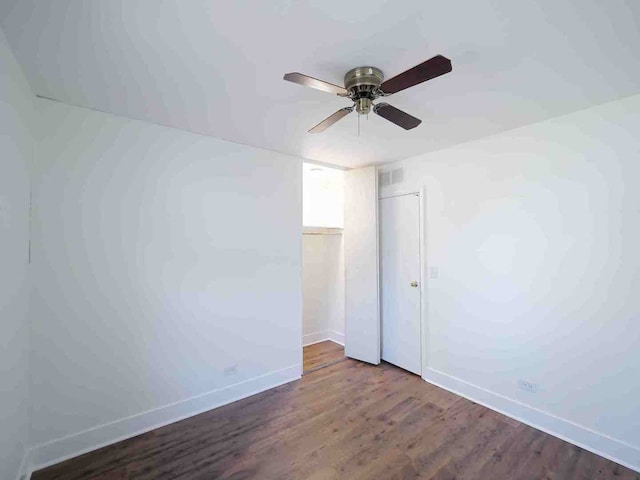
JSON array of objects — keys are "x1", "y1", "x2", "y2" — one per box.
[
  {"x1": 380, "y1": 55, "x2": 452, "y2": 94},
  {"x1": 284, "y1": 72, "x2": 348, "y2": 96},
  {"x1": 308, "y1": 107, "x2": 353, "y2": 133},
  {"x1": 373, "y1": 103, "x2": 421, "y2": 130}
]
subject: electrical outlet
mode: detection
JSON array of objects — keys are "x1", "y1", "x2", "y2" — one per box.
[
  {"x1": 429, "y1": 267, "x2": 439, "y2": 279},
  {"x1": 224, "y1": 364, "x2": 238, "y2": 377},
  {"x1": 518, "y1": 379, "x2": 538, "y2": 393}
]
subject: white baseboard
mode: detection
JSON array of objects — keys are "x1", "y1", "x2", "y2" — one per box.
[
  {"x1": 328, "y1": 329, "x2": 344, "y2": 346},
  {"x1": 423, "y1": 367, "x2": 640, "y2": 474},
  {"x1": 303, "y1": 330, "x2": 330, "y2": 346},
  {"x1": 303, "y1": 330, "x2": 344, "y2": 347},
  {"x1": 25, "y1": 364, "x2": 301, "y2": 476}
]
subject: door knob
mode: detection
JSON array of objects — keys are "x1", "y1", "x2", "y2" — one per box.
[{"x1": 410, "y1": 281, "x2": 419, "y2": 288}]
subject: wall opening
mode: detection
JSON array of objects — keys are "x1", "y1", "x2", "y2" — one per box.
[{"x1": 302, "y1": 163, "x2": 346, "y2": 373}]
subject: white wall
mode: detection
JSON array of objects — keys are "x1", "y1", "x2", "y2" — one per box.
[
  {"x1": 329, "y1": 234, "x2": 346, "y2": 340},
  {"x1": 0, "y1": 28, "x2": 33, "y2": 480},
  {"x1": 303, "y1": 164, "x2": 344, "y2": 228},
  {"x1": 302, "y1": 233, "x2": 345, "y2": 345},
  {"x1": 379, "y1": 94, "x2": 640, "y2": 470},
  {"x1": 28, "y1": 99, "x2": 302, "y2": 466}
]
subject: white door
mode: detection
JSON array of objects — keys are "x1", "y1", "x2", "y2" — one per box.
[
  {"x1": 344, "y1": 166, "x2": 380, "y2": 365},
  {"x1": 380, "y1": 193, "x2": 422, "y2": 375}
]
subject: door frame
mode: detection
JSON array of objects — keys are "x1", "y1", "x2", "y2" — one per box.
[{"x1": 378, "y1": 188, "x2": 427, "y2": 375}]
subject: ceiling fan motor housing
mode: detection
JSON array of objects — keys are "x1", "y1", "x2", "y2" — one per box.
[{"x1": 344, "y1": 66, "x2": 384, "y2": 115}]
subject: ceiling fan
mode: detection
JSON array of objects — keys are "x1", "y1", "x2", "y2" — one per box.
[{"x1": 283, "y1": 55, "x2": 452, "y2": 133}]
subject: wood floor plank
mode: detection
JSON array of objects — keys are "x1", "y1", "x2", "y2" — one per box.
[
  {"x1": 303, "y1": 340, "x2": 345, "y2": 373},
  {"x1": 32, "y1": 360, "x2": 640, "y2": 480}
]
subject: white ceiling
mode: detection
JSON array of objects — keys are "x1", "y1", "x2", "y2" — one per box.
[{"x1": 2, "y1": 1, "x2": 639, "y2": 168}]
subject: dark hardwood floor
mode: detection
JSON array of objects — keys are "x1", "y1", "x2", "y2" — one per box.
[
  {"x1": 33, "y1": 358, "x2": 639, "y2": 480},
  {"x1": 303, "y1": 340, "x2": 345, "y2": 373}
]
